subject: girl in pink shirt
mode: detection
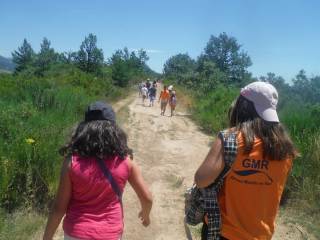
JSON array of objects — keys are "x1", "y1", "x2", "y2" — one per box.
[{"x1": 43, "y1": 101, "x2": 153, "y2": 240}]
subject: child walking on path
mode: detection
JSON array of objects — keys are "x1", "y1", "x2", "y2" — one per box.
[
  {"x1": 141, "y1": 84, "x2": 148, "y2": 106},
  {"x1": 43, "y1": 101, "x2": 152, "y2": 240},
  {"x1": 169, "y1": 90, "x2": 177, "y2": 116},
  {"x1": 158, "y1": 85, "x2": 170, "y2": 116},
  {"x1": 195, "y1": 82, "x2": 297, "y2": 240}
]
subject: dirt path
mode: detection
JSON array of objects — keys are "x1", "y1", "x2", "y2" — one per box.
[
  {"x1": 49, "y1": 90, "x2": 312, "y2": 240},
  {"x1": 121, "y1": 93, "x2": 211, "y2": 240}
]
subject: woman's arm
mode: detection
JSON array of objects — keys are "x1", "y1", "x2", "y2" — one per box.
[
  {"x1": 43, "y1": 158, "x2": 72, "y2": 240},
  {"x1": 128, "y1": 160, "x2": 153, "y2": 226},
  {"x1": 194, "y1": 137, "x2": 225, "y2": 188}
]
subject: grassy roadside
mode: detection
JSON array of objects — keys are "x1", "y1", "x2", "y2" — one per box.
[{"x1": 0, "y1": 209, "x2": 46, "y2": 240}]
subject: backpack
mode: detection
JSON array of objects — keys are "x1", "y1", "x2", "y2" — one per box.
[{"x1": 185, "y1": 130, "x2": 238, "y2": 240}]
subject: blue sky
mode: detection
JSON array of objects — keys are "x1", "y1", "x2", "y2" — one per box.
[{"x1": 1, "y1": 0, "x2": 319, "y2": 80}]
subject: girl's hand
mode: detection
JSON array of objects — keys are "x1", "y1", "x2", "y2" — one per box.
[
  {"x1": 139, "y1": 209, "x2": 151, "y2": 226},
  {"x1": 128, "y1": 160, "x2": 153, "y2": 227}
]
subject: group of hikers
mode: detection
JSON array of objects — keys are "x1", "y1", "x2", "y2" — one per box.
[
  {"x1": 138, "y1": 79, "x2": 177, "y2": 117},
  {"x1": 43, "y1": 81, "x2": 296, "y2": 240}
]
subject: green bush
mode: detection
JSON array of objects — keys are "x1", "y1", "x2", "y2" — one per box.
[
  {"x1": 192, "y1": 85, "x2": 238, "y2": 133},
  {"x1": 281, "y1": 104, "x2": 320, "y2": 212}
]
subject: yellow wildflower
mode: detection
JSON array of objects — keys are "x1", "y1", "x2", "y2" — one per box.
[{"x1": 26, "y1": 138, "x2": 36, "y2": 144}]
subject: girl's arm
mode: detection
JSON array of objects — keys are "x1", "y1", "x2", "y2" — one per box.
[
  {"x1": 194, "y1": 137, "x2": 225, "y2": 188},
  {"x1": 158, "y1": 91, "x2": 162, "y2": 101},
  {"x1": 43, "y1": 158, "x2": 72, "y2": 240},
  {"x1": 128, "y1": 160, "x2": 153, "y2": 226}
]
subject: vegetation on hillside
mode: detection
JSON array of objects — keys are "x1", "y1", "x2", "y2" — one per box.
[
  {"x1": 164, "y1": 32, "x2": 320, "y2": 236},
  {"x1": 0, "y1": 33, "x2": 158, "y2": 216}
]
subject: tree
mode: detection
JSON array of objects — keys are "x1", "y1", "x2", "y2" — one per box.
[
  {"x1": 197, "y1": 60, "x2": 227, "y2": 93},
  {"x1": 35, "y1": 37, "x2": 57, "y2": 76},
  {"x1": 110, "y1": 50, "x2": 130, "y2": 87},
  {"x1": 259, "y1": 72, "x2": 287, "y2": 90},
  {"x1": 163, "y1": 53, "x2": 196, "y2": 79},
  {"x1": 76, "y1": 34, "x2": 104, "y2": 73},
  {"x1": 109, "y1": 48, "x2": 150, "y2": 87},
  {"x1": 137, "y1": 49, "x2": 149, "y2": 66},
  {"x1": 292, "y1": 70, "x2": 320, "y2": 104},
  {"x1": 203, "y1": 32, "x2": 251, "y2": 84},
  {"x1": 58, "y1": 51, "x2": 77, "y2": 64},
  {"x1": 12, "y1": 39, "x2": 35, "y2": 73}
]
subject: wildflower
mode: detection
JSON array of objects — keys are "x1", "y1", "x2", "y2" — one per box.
[{"x1": 26, "y1": 138, "x2": 36, "y2": 144}]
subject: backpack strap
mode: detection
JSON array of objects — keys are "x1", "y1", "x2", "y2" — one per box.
[
  {"x1": 96, "y1": 157, "x2": 123, "y2": 218},
  {"x1": 218, "y1": 130, "x2": 238, "y2": 176}
]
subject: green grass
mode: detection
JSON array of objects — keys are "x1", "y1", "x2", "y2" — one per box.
[
  {"x1": 0, "y1": 209, "x2": 46, "y2": 240},
  {"x1": 192, "y1": 85, "x2": 238, "y2": 134}
]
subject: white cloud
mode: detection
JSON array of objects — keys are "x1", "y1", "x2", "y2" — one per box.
[{"x1": 130, "y1": 48, "x2": 163, "y2": 54}]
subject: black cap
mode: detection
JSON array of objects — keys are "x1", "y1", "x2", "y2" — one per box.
[{"x1": 85, "y1": 101, "x2": 116, "y2": 123}]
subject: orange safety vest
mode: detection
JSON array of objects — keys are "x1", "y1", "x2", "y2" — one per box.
[{"x1": 219, "y1": 132, "x2": 292, "y2": 240}]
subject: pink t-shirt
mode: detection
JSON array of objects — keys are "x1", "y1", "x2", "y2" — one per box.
[{"x1": 63, "y1": 154, "x2": 131, "y2": 240}]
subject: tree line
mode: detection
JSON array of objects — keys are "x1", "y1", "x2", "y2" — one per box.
[
  {"x1": 11, "y1": 33, "x2": 156, "y2": 87},
  {"x1": 163, "y1": 32, "x2": 320, "y2": 108}
]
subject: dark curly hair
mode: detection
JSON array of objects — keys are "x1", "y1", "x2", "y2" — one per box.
[{"x1": 59, "y1": 120, "x2": 133, "y2": 160}]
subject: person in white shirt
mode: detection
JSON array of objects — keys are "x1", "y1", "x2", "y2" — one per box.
[{"x1": 141, "y1": 84, "x2": 148, "y2": 106}]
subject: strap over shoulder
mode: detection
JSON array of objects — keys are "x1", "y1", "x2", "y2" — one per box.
[{"x1": 218, "y1": 130, "x2": 238, "y2": 169}]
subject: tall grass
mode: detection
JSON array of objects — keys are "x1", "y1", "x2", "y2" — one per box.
[
  {"x1": 280, "y1": 105, "x2": 320, "y2": 211},
  {"x1": 0, "y1": 208, "x2": 46, "y2": 240},
  {"x1": 0, "y1": 66, "x2": 127, "y2": 212},
  {"x1": 192, "y1": 85, "x2": 239, "y2": 133}
]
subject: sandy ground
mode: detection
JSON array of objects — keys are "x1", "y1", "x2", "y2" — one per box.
[
  {"x1": 46, "y1": 89, "x2": 313, "y2": 240},
  {"x1": 121, "y1": 93, "x2": 211, "y2": 240}
]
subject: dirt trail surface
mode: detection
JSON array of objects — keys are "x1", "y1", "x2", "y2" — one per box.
[
  {"x1": 121, "y1": 94, "x2": 211, "y2": 240},
  {"x1": 47, "y1": 90, "x2": 312, "y2": 240}
]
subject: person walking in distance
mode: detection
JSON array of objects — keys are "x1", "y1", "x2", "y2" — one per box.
[
  {"x1": 146, "y1": 79, "x2": 151, "y2": 97},
  {"x1": 141, "y1": 84, "x2": 148, "y2": 106},
  {"x1": 195, "y1": 82, "x2": 297, "y2": 240},
  {"x1": 138, "y1": 82, "x2": 143, "y2": 97},
  {"x1": 158, "y1": 85, "x2": 170, "y2": 116},
  {"x1": 169, "y1": 90, "x2": 177, "y2": 116},
  {"x1": 148, "y1": 83, "x2": 157, "y2": 107},
  {"x1": 43, "y1": 101, "x2": 153, "y2": 240}
]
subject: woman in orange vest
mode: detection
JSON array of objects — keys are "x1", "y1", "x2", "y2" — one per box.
[
  {"x1": 158, "y1": 85, "x2": 170, "y2": 116},
  {"x1": 195, "y1": 82, "x2": 297, "y2": 240}
]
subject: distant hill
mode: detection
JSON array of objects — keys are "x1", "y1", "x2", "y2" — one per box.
[{"x1": 0, "y1": 55, "x2": 15, "y2": 72}]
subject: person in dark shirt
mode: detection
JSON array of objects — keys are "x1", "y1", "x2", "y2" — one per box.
[{"x1": 148, "y1": 84, "x2": 157, "y2": 107}]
